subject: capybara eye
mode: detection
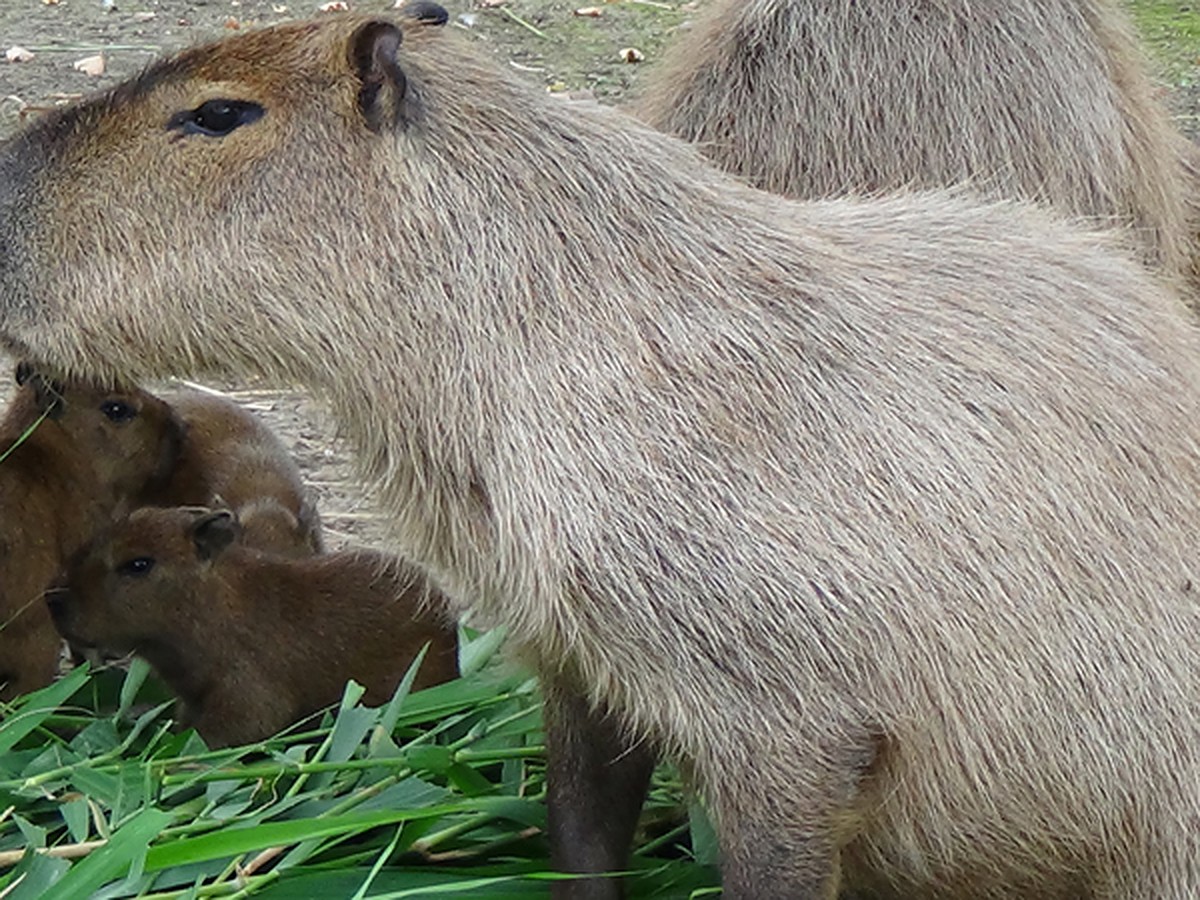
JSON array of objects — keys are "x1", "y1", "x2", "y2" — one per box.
[
  {"x1": 168, "y1": 100, "x2": 264, "y2": 137},
  {"x1": 115, "y1": 557, "x2": 155, "y2": 577},
  {"x1": 100, "y1": 400, "x2": 137, "y2": 423},
  {"x1": 400, "y1": 1, "x2": 450, "y2": 25}
]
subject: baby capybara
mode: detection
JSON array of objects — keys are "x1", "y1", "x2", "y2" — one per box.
[
  {"x1": 49, "y1": 505, "x2": 457, "y2": 746},
  {"x1": 143, "y1": 389, "x2": 323, "y2": 556},
  {"x1": 0, "y1": 364, "x2": 180, "y2": 699}
]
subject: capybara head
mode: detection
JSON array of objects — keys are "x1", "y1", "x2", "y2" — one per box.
[
  {"x1": 12, "y1": 363, "x2": 184, "y2": 500},
  {"x1": 48, "y1": 506, "x2": 234, "y2": 653},
  {"x1": 0, "y1": 12, "x2": 454, "y2": 386}
]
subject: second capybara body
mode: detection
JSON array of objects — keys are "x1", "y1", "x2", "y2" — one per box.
[
  {"x1": 143, "y1": 388, "x2": 323, "y2": 556},
  {"x1": 6, "y1": 13, "x2": 1200, "y2": 898},
  {"x1": 50, "y1": 505, "x2": 457, "y2": 747},
  {"x1": 0, "y1": 365, "x2": 180, "y2": 699},
  {"x1": 632, "y1": 0, "x2": 1200, "y2": 295}
]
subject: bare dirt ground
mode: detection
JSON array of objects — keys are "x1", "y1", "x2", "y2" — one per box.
[{"x1": 0, "y1": 0, "x2": 1196, "y2": 553}]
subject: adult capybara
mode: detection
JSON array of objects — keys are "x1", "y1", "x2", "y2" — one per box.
[
  {"x1": 632, "y1": 0, "x2": 1199, "y2": 293},
  {"x1": 143, "y1": 389, "x2": 323, "y2": 556},
  {"x1": 0, "y1": 364, "x2": 180, "y2": 699},
  {"x1": 49, "y1": 505, "x2": 457, "y2": 747},
  {"x1": 6, "y1": 12, "x2": 1200, "y2": 898}
]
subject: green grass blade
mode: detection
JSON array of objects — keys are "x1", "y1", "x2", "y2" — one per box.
[
  {"x1": 0, "y1": 667, "x2": 90, "y2": 755},
  {"x1": 40, "y1": 806, "x2": 172, "y2": 900}
]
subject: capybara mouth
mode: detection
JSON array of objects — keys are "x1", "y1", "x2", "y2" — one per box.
[
  {"x1": 43, "y1": 588, "x2": 85, "y2": 642},
  {"x1": 50, "y1": 620, "x2": 92, "y2": 649}
]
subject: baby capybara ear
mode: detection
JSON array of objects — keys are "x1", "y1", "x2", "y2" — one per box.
[
  {"x1": 15, "y1": 363, "x2": 65, "y2": 418},
  {"x1": 398, "y1": 2, "x2": 449, "y2": 26},
  {"x1": 349, "y1": 20, "x2": 408, "y2": 133},
  {"x1": 190, "y1": 510, "x2": 241, "y2": 561}
]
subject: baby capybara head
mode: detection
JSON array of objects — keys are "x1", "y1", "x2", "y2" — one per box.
[
  {"x1": 13, "y1": 362, "x2": 183, "y2": 499},
  {"x1": 48, "y1": 506, "x2": 235, "y2": 653}
]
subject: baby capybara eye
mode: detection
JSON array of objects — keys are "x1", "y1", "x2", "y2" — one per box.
[
  {"x1": 100, "y1": 399, "x2": 137, "y2": 423},
  {"x1": 115, "y1": 557, "x2": 155, "y2": 577},
  {"x1": 168, "y1": 100, "x2": 264, "y2": 138}
]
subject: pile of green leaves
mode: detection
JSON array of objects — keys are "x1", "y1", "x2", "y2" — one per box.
[{"x1": 0, "y1": 632, "x2": 718, "y2": 899}]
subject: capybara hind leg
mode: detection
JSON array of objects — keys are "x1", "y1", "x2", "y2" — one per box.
[
  {"x1": 718, "y1": 820, "x2": 841, "y2": 900},
  {"x1": 543, "y1": 674, "x2": 655, "y2": 900},
  {"x1": 708, "y1": 728, "x2": 884, "y2": 900}
]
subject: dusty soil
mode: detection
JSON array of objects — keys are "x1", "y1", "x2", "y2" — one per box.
[{"x1": 0, "y1": 0, "x2": 1196, "y2": 553}]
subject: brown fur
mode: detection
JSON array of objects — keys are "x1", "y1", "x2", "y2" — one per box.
[
  {"x1": 49, "y1": 505, "x2": 457, "y2": 748},
  {"x1": 142, "y1": 389, "x2": 323, "y2": 556},
  {"x1": 5, "y1": 14, "x2": 1200, "y2": 897},
  {"x1": 0, "y1": 366, "x2": 181, "y2": 699},
  {"x1": 632, "y1": 0, "x2": 1200, "y2": 295}
]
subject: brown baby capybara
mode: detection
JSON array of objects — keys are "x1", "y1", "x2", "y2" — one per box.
[
  {"x1": 143, "y1": 389, "x2": 323, "y2": 556},
  {"x1": 6, "y1": 13, "x2": 1200, "y2": 898},
  {"x1": 48, "y1": 505, "x2": 457, "y2": 747},
  {"x1": 632, "y1": 0, "x2": 1199, "y2": 295},
  {"x1": 0, "y1": 364, "x2": 180, "y2": 699}
]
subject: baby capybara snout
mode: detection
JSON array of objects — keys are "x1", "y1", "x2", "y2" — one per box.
[{"x1": 56, "y1": 506, "x2": 459, "y2": 747}]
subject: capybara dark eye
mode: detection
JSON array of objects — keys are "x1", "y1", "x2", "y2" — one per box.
[
  {"x1": 116, "y1": 557, "x2": 155, "y2": 577},
  {"x1": 400, "y1": 1, "x2": 450, "y2": 25},
  {"x1": 168, "y1": 100, "x2": 264, "y2": 137},
  {"x1": 101, "y1": 400, "x2": 137, "y2": 423}
]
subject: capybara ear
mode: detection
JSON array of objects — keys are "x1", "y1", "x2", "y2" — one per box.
[
  {"x1": 348, "y1": 20, "x2": 408, "y2": 133},
  {"x1": 397, "y1": 2, "x2": 449, "y2": 26},
  {"x1": 25, "y1": 370, "x2": 65, "y2": 419},
  {"x1": 190, "y1": 509, "x2": 241, "y2": 561},
  {"x1": 14, "y1": 361, "x2": 32, "y2": 386}
]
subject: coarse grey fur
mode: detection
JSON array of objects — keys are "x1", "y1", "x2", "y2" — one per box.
[
  {"x1": 1, "y1": 14, "x2": 1200, "y2": 897},
  {"x1": 632, "y1": 0, "x2": 1200, "y2": 297}
]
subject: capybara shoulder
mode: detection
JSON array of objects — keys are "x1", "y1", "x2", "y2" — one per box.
[{"x1": 50, "y1": 505, "x2": 456, "y2": 747}]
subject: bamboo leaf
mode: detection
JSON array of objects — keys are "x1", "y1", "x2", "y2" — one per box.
[{"x1": 41, "y1": 806, "x2": 171, "y2": 900}]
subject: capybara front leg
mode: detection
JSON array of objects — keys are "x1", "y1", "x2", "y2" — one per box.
[{"x1": 543, "y1": 674, "x2": 656, "y2": 900}]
